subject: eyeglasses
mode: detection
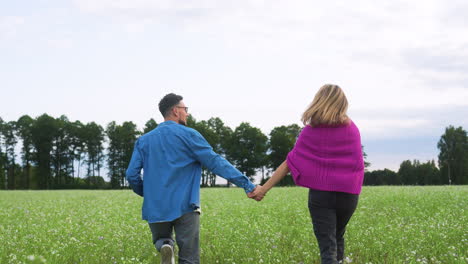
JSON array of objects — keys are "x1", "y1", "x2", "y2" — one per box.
[{"x1": 176, "y1": 106, "x2": 189, "y2": 113}]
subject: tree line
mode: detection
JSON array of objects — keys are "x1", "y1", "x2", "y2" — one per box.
[
  {"x1": 364, "y1": 126, "x2": 468, "y2": 185},
  {"x1": 0, "y1": 114, "x2": 139, "y2": 189},
  {"x1": 0, "y1": 115, "x2": 466, "y2": 190}
]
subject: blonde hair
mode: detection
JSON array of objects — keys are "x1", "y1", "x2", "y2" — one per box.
[{"x1": 301, "y1": 84, "x2": 349, "y2": 126}]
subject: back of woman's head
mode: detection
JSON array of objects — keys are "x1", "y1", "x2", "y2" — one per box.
[{"x1": 301, "y1": 84, "x2": 349, "y2": 126}]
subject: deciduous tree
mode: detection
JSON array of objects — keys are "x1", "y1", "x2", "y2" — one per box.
[{"x1": 438, "y1": 126, "x2": 468, "y2": 184}]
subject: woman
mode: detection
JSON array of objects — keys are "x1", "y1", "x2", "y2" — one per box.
[{"x1": 251, "y1": 84, "x2": 364, "y2": 264}]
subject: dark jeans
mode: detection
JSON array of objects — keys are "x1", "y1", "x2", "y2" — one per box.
[
  {"x1": 148, "y1": 212, "x2": 200, "y2": 264},
  {"x1": 308, "y1": 189, "x2": 359, "y2": 264}
]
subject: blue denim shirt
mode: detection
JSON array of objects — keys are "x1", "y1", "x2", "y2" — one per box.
[{"x1": 126, "y1": 120, "x2": 256, "y2": 223}]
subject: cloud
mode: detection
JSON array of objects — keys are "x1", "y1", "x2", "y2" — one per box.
[
  {"x1": 401, "y1": 44, "x2": 468, "y2": 89},
  {"x1": 438, "y1": 0, "x2": 468, "y2": 28},
  {"x1": 0, "y1": 16, "x2": 25, "y2": 40},
  {"x1": 46, "y1": 38, "x2": 74, "y2": 49},
  {"x1": 73, "y1": 0, "x2": 218, "y2": 18},
  {"x1": 404, "y1": 45, "x2": 468, "y2": 73},
  {"x1": 5, "y1": 2, "x2": 468, "y2": 126},
  {"x1": 352, "y1": 105, "x2": 468, "y2": 140},
  {"x1": 358, "y1": 118, "x2": 431, "y2": 136},
  {"x1": 70, "y1": 1, "x2": 468, "y2": 67},
  {"x1": 70, "y1": 0, "x2": 467, "y2": 134}
]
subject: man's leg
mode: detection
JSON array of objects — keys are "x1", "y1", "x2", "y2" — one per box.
[
  {"x1": 308, "y1": 189, "x2": 338, "y2": 264},
  {"x1": 174, "y1": 212, "x2": 200, "y2": 264},
  {"x1": 148, "y1": 221, "x2": 175, "y2": 251}
]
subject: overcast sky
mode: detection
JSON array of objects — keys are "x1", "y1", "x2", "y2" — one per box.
[{"x1": 1, "y1": 0, "x2": 467, "y2": 172}]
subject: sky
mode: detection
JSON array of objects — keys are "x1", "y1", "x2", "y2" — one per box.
[{"x1": 1, "y1": 0, "x2": 467, "y2": 172}]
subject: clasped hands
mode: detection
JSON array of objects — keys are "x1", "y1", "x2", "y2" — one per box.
[{"x1": 247, "y1": 185, "x2": 267, "y2": 201}]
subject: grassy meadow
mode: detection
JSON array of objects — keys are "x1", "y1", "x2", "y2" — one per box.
[{"x1": 0, "y1": 186, "x2": 467, "y2": 264}]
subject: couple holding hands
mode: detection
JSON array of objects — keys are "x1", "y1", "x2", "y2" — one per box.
[{"x1": 126, "y1": 84, "x2": 364, "y2": 264}]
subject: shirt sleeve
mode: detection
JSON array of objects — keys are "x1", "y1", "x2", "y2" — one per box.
[
  {"x1": 126, "y1": 139, "x2": 144, "y2": 197},
  {"x1": 188, "y1": 130, "x2": 255, "y2": 193}
]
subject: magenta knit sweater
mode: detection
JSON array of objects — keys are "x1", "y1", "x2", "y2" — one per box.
[{"x1": 286, "y1": 120, "x2": 364, "y2": 195}]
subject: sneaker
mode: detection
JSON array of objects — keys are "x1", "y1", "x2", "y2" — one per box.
[{"x1": 160, "y1": 244, "x2": 175, "y2": 264}]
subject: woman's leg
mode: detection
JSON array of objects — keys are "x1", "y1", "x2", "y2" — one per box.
[
  {"x1": 335, "y1": 192, "x2": 359, "y2": 262},
  {"x1": 308, "y1": 189, "x2": 338, "y2": 264}
]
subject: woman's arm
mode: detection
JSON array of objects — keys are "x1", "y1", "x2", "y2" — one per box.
[{"x1": 250, "y1": 160, "x2": 290, "y2": 201}]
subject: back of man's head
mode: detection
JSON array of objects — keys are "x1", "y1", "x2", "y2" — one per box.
[{"x1": 159, "y1": 93, "x2": 183, "y2": 118}]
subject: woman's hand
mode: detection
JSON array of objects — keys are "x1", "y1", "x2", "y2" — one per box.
[
  {"x1": 248, "y1": 160, "x2": 290, "y2": 202},
  {"x1": 248, "y1": 185, "x2": 267, "y2": 201}
]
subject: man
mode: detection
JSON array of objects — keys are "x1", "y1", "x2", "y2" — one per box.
[{"x1": 126, "y1": 93, "x2": 256, "y2": 264}]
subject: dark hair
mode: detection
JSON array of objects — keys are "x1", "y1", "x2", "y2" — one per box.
[{"x1": 159, "y1": 93, "x2": 183, "y2": 117}]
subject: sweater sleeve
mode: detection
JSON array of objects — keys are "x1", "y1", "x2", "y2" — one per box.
[{"x1": 286, "y1": 128, "x2": 306, "y2": 184}]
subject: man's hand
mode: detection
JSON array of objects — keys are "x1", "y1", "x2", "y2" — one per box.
[
  {"x1": 247, "y1": 185, "x2": 267, "y2": 201},
  {"x1": 247, "y1": 186, "x2": 257, "y2": 199}
]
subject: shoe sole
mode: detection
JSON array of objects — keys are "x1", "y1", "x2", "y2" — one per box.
[{"x1": 160, "y1": 245, "x2": 173, "y2": 264}]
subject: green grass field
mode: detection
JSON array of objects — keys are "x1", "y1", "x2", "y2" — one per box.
[{"x1": 0, "y1": 186, "x2": 467, "y2": 264}]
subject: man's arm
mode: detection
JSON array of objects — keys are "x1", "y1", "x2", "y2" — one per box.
[
  {"x1": 188, "y1": 130, "x2": 255, "y2": 193},
  {"x1": 126, "y1": 140, "x2": 144, "y2": 197}
]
